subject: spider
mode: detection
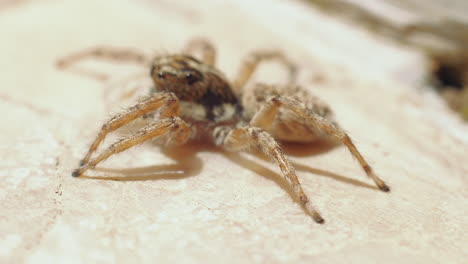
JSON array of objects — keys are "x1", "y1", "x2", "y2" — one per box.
[{"x1": 57, "y1": 38, "x2": 390, "y2": 224}]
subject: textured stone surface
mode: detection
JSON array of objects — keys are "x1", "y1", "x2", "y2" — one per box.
[{"x1": 0, "y1": 0, "x2": 467, "y2": 263}]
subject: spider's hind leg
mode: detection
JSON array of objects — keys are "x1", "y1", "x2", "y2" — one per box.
[
  {"x1": 249, "y1": 95, "x2": 390, "y2": 192},
  {"x1": 233, "y1": 50, "x2": 298, "y2": 93},
  {"x1": 56, "y1": 46, "x2": 150, "y2": 80}
]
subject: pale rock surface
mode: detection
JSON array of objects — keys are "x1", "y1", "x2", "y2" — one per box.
[{"x1": 0, "y1": 0, "x2": 467, "y2": 263}]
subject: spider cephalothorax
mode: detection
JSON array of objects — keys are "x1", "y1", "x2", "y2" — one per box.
[
  {"x1": 150, "y1": 54, "x2": 241, "y2": 124},
  {"x1": 57, "y1": 38, "x2": 390, "y2": 224}
]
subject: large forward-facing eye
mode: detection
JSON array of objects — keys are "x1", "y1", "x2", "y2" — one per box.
[{"x1": 185, "y1": 72, "x2": 200, "y2": 85}]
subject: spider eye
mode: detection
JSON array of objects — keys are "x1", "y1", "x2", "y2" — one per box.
[
  {"x1": 185, "y1": 72, "x2": 199, "y2": 85},
  {"x1": 157, "y1": 72, "x2": 165, "y2": 79}
]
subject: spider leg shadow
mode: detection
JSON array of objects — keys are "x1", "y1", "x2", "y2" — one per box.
[
  {"x1": 281, "y1": 140, "x2": 336, "y2": 157},
  {"x1": 224, "y1": 152, "x2": 297, "y2": 200},
  {"x1": 79, "y1": 140, "x2": 376, "y2": 192},
  {"x1": 223, "y1": 140, "x2": 378, "y2": 218},
  {"x1": 79, "y1": 142, "x2": 210, "y2": 181},
  {"x1": 224, "y1": 152, "x2": 319, "y2": 218},
  {"x1": 283, "y1": 141, "x2": 378, "y2": 190},
  {"x1": 291, "y1": 162, "x2": 377, "y2": 190},
  {"x1": 225, "y1": 140, "x2": 377, "y2": 194},
  {"x1": 285, "y1": 141, "x2": 378, "y2": 190}
]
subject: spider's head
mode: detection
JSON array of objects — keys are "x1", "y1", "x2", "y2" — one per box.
[
  {"x1": 150, "y1": 54, "x2": 237, "y2": 106},
  {"x1": 150, "y1": 55, "x2": 207, "y2": 101}
]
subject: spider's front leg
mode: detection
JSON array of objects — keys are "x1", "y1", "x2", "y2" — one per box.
[
  {"x1": 74, "y1": 116, "x2": 190, "y2": 177},
  {"x1": 183, "y1": 38, "x2": 217, "y2": 66},
  {"x1": 74, "y1": 92, "x2": 183, "y2": 176},
  {"x1": 251, "y1": 95, "x2": 390, "y2": 192},
  {"x1": 214, "y1": 126, "x2": 325, "y2": 223}
]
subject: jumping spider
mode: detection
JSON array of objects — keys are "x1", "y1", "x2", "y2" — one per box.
[{"x1": 57, "y1": 38, "x2": 390, "y2": 224}]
